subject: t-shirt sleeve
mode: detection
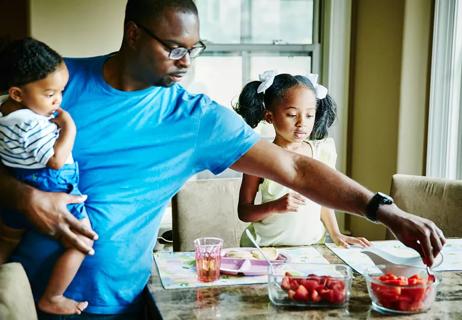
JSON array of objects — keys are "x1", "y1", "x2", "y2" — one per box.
[
  {"x1": 193, "y1": 99, "x2": 260, "y2": 175},
  {"x1": 316, "y1": 137, "x2": 337, "y2": 169},
  {"x1": 21, "y1": 120, "x2": 59, "y2": 166}
]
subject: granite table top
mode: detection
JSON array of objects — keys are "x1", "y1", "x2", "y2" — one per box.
[{"x1": 147, "y1": 245, "x2": 462, "y2": 319}]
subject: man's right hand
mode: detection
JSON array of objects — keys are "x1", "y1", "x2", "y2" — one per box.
[
  {"x1": 23, "y1": 188, "x2": 98, "y2": 254},
  {"x1": 378, "y1": 205, "x2": 446, "y2": 267}
]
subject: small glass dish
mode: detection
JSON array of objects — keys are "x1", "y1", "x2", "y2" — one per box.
[
  {"x1": 364, "y1": 264, "x2": 439, "y2": 314},
  {"x1": 268, "y1": 262, "x2": 352, "y2": 308}
]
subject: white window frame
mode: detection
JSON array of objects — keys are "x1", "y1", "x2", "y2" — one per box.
[
  {"x1": 427, "y1": 0, "x2": 462, "y2": 179},
  {"x1": 321, "y1": 0, "x2": 352, "y2": 174},
  {"x1": 201, "y1": 0, "x2": 322, "y2": 84},
  {"x1": 321, "y1": 0, "x2": 352, "y2": 234}
]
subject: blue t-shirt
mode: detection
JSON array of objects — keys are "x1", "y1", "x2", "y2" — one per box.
[{"x1": 11, "y1": 55, "x2": 259, "y2": 314}]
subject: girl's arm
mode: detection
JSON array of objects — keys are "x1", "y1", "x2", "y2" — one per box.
[
  {"x1": 47, "y1": 108, "x2": 76, "y2": 170},
  {"x1": 237, "y1": 173, "x2": 305, "y2": 222},
  {"x1": 320, "y1": 207, "x2": 370, "y2": 247}
]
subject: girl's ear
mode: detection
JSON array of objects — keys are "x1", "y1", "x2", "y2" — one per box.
[
  {"x1": 264, "y1": 110, "x2": 273, "y2": 124},
  {"x1": 8, "y1": 87, "x2": 23, "y2": 103}
]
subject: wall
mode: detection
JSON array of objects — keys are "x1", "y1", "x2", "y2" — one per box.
[
  {"x1": 397, "y1": 0, "x2": 432, "y2": 175},
  {"x1": 0, "y1": 0, "x2": 28, "y2": 39},
  {"x1": 29, "y1": 0, "x2": 126, "y2": 57},
  {"x1": 347, "y1": 0, "x2": 433, "y2": 240}
]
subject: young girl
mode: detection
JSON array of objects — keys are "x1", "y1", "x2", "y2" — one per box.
[
  {"x1": 0, "y1": 37, "x2": 94, "y2": 315},
  {"x1": 235, "y1": 71, "x2": 370, "y2": 248}
]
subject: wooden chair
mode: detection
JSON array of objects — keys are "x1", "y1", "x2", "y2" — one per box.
[
  {"x1": 386, "y1": 174, "x2": 462, "y2": 239},
  {"x1": 171, "y1": 178, "x2": 248, "y2": 251}
]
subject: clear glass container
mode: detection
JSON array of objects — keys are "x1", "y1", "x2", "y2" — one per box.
[
  {"x1": 268, "y1": 262, "x2": 352, "y2": 307},
  {"x1": 364, "y1": 264, "x2": 439, "y2": 314}
]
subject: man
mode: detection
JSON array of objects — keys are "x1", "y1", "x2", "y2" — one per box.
[{"x1": 0, "y1": 0, "x2": 445, "y2": 318}]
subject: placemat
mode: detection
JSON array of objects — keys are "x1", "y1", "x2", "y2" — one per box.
[
  {"x1": 326, "y1": 239, "x2": 462, "y2": 275},
  {"x1": 154, "y1": 246, "x2": 329, "y2": 289}
]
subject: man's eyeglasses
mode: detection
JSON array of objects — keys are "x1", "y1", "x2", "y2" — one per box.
[{"x1": 134, "y1": 22, "x2": 206, "y2": 60}]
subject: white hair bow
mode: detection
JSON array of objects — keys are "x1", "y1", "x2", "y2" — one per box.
[
  {"x1": 306, "y1": 73, "x2": 328, "y2": 99},
  {"x1": 257, "y1": 70, "x2": 277, "y2": 94}
]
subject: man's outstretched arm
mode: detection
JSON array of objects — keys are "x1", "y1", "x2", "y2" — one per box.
[
  {"x1": 0, "y1": 165, "x2": 98, "y2": 254},
  {"x1": 231, "y1": 139, "x2": 446, "y2": 266}
]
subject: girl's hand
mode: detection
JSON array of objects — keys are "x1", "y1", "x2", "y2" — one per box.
[
  {"x1": 273, "y1": 192, "x2": 306, "y2": 213},
  {"x1": 51, "y1": 108, "x2": 75, "y2": 130},
  {"x1": 331, "y1": 233, "x2": 371, "y2": 248}
]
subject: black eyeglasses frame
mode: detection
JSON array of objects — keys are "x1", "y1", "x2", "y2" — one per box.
[{"x1": 134, "y1": 21, "x2": 206, "y2": 60}]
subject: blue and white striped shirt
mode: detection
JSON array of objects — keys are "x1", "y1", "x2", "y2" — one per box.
[{"x1": 0, "y1": 107, "x2": 60, "y2": 169}]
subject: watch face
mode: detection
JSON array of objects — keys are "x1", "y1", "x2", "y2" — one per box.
[{"x1": 377, "y1": 192, "x2": 393, "y2": 204}]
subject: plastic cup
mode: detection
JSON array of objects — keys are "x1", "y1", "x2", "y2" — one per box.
[{"x1": 194, "y1": 237, "x2": 223, "y2": 282}]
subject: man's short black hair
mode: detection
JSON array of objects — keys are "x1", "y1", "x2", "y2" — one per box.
[{"x1": 125, "y1": 0, "x2": 198, "y2": 25}]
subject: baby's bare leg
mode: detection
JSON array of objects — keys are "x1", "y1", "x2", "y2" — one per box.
[
  {"x1": 38, "y1": 218, "x2": 93, "y2": 315},
  {"x1": 0, "y1": 221, "x2": 25, "y2": 264}
]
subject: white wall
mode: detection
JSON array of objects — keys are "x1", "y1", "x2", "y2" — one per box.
[{"x1": 29, "y1": 0, "x2": 127, "y2": 57}]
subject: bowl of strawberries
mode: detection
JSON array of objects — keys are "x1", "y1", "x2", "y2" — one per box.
[
  {"x1": 364, "y1": 264, "x2": 439, "y2": 314},
  {"x1": 268, "y1": 262, "x2": 352, "y2": 307}
]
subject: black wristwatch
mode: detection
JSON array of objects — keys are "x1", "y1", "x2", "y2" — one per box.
[{"x1": 365, "y1": 192, "x2": 394, "y2": 222}]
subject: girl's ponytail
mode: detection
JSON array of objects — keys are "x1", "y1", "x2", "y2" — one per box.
[
  {"x1": 234, "y1": 81, "x2": 266, "y2": 128},
  {"x1": 310, "y1": 94, "x2": 337, "y2": 140}
]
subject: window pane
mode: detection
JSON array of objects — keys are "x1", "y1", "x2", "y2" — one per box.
[
  {"x1": 196, "y1": 0, "x2": 242, "y2": 43},
  {"x1": 183, "y1": 57, "x2": 243, "y2": 108},
  {"x1": 197, "y1": 0, "x2": 313, "y2": 44},
  {"x1": 250, "y1": 55, "x2": 312, "y2": 79},
  {"x1": 250, "y1": 0, "x2": 313, "y2": 44}
]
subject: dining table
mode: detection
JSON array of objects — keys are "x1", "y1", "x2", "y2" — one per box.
[{"x1": 147, "y1": 244, "x2": 462, "y2": 319}]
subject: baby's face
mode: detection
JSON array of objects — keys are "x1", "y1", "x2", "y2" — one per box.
[{"x1": 17, "y1": 62, "x2": 69, "y2": 116}]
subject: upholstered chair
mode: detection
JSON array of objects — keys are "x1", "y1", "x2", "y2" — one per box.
[
  {"x1": 386, "y1": 174, "x2": 462, "y2": 239},
  {"x1": 0, "y1": 262, "x2": 37, "y2": 320},
  {"x1": 171, "y1": 178, "x2": 249, "y2": 252}
]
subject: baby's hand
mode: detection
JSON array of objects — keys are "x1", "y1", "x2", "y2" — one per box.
[
  {"x1": 273, "y1": 192, "x2": 306, "y2": 213},
  {"x1": 51, "y1": 108, "x2": 75, "y2": 129},
  {"x1": 332, "y1": 233, "x2": 371, "y2": 248}
]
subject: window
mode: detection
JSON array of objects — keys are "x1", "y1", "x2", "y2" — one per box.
[
  {"x1": 183, "y1": 0, "x2": 319, "y2": 138},
  {"x1": 427, "y1": 0, "x2": 462, "y2": 179}
]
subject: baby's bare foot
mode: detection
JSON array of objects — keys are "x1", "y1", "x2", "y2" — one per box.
[{"x1": 38, "y1": 295, "x2": 88, "y2": 315}]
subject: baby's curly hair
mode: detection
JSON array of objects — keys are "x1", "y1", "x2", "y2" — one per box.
[{"x1": 0, "y1": 37, "x2": 63, "y2": 93}]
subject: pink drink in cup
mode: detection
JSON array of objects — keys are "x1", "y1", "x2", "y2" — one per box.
[{"x1": 194, "y1": 237, "x2": 223, "y2": 282}]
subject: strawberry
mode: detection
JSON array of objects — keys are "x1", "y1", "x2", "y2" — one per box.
[
  {"x1": 311, "y1": 289, "x2": 321, "y2": 303},
  {"x1": 281, "y1": 276, "x2": 291, "y2": 291},
  {"x1": 293, "y1": 284, "x2": 309, "y2": 302}
]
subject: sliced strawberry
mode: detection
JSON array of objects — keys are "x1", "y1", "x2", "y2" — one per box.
[
  {"x1": 320, "y1": 288, "x2": 334, "y2": 303},
  {"x1": 301, "y1": 279, "x2": 319, "y2": 292},
  {"x1": 281, "y1": 276, "x2": 291, "y2": 291},
  {"x1": 311, "y1": 289, "x2": 321, "y2": 303},
  {"x1": 290, "y1": 278, "x2": 301, "y2": 290},
  {"x1": 288, "y1": 289, "x2": 296, "y2": 300},
  {"x1": 293, "y1": 284, "x2": 309, "y2": 302},
  {"x1": 331, "y1": 289, "x2": 346, "y2": 304}
]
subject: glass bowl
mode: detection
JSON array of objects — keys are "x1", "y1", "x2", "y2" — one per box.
[
  {"x1": 364, "y1": 264, "x2": 439, "y2": 314},
  {"x1": 268, "y1": 262, "x2": 352, "y2": 307}
]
